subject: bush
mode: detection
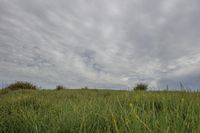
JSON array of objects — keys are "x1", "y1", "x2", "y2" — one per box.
[
  {"x1": 133, "y1": 83, "x2": 148, "y2": 91},
  {"x1": 56, "y1": 85, "x2": 65, "y2": 90},
  {"x1": 81, "y1": 86, "x2": 89, "y2": 90},
  {"x1": 4, "y1": 81, "x2": 38, "y2": 91}
]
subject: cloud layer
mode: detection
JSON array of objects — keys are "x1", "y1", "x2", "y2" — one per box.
[{"x1": 0, "y1": 0, "x2": 200, "y2": 89}]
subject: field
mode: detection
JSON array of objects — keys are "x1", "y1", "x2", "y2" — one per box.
[{"x1": 0, "y1": 89, "x2": 200, "y2": 133}]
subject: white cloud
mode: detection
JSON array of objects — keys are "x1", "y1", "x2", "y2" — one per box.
[{"x1": 0, "y1": 0, "x2": 200, "y2": 89}]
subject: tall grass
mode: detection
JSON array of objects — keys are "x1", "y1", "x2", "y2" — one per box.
[{"x1": 0, "y1": 89, "x2": 200, "y2": 133}]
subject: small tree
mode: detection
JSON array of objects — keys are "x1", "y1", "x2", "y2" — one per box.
[
  {"x1": 133, "y1": 83, "x2": 148, "y2": 91},
  {"x1": 4, "y1": 81, "x2": 38, "y2": 90}
]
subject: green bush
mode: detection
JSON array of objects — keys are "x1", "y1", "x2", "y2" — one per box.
[
  {"x1": 133, "y1": 83, "x2": 148, "y2": 91},
  {"x1": 81, "y1": 86, "x2": 89, "y2": 90},
  {"x1": 56, "y1": 85, "x2": 65, "y2": 90},
  {"x1": 4, "y1": 81, "x2": 38, "y2": 91}
]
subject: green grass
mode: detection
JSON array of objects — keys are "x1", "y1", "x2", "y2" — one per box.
[{"x1": 0, "y1": 89, "x2": 200, "y2": 133}]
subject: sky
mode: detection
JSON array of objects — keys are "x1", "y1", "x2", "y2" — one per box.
[{"x1": 0, "y1": 0, "x2": 200, "y2": 90}]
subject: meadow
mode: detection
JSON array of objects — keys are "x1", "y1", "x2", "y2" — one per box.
[{"x1": 0, "y1": 89, "x2": 200, "y2": 133}]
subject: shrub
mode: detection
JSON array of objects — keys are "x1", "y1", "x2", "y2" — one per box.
[
  {"x1": 81, "y1": 86, "x2": 89, "y2": 90},
  {"x1": 4, "y1": 81, "x2": 38, "y2": 91},
  {"x1": 56, "y1": 85, "x2": 65, "y2": 90},
  {"x1": 133, "y1": 83, "x2": 148, "y2": 91}
]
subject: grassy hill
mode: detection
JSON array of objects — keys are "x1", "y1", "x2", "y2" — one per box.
[{"x1": 0, "y1": 89, "x2": 200, "y2": 133}]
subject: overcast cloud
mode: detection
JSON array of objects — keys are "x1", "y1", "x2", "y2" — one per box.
[{"x1": 0, "y1": 0, "x2": 200, "y2": 89}]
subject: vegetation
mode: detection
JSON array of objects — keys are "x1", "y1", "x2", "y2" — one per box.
[
  {"x1": 3, "y1": 81, "x2": 38, "y2": 91},
  {"x1": 56, "y1": 85, "x2": 66, "y2": 90},
  {"x1": 0, "y1": 89, "x2": 200, "y2": 133},
  {"x1": 133, "y1": 83, "x2": 148, "y2": 91},
  {"x1": 81, "y1": 86, "x2": 89, "y2": 90}
]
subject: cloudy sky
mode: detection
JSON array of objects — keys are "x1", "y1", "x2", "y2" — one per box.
[{"x1": 0, "y1": 0, "x2": 200, "y2": 90}]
